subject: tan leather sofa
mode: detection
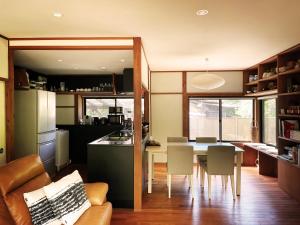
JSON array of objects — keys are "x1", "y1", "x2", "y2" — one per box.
[{"x1": 0, "y1": 155, "x2": 112, "y2": 225}]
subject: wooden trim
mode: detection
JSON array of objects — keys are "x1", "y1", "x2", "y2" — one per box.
[
  {"x1": 151, "y1": 70, "x2": 243, "y2": 73},
  {"x1": 5, "y1": 49, "x2": 14, "y2": 162},
  {"x1": 0, "y1": 34, "x2": 8, "y2": 40},
  {"x1": 133, "y1": 37, "x2": 142, "y2": 211},
  {"x1": 56, "y1": 106, "x2": 75, "y2": 108},
  {"x1": 0, "y1": 77, "x2": 8, "y2": 82},
  {"x1": 151, "y1": 92, "x2": 182, "y2": 95},
  {"x1": 144, "y1": 89, "x2": 150, "y2": 123},
  {"x1": 9, "y1": 37, "x2": 134, "y2": 41},
  {"x1": 75, "y1": 95, "x2": 83, "y2": 125},
  {"x1": 9, "y1": 46, "x2": 133, "y2": 50},
  {"x1": 182, "y1": 72, "x2": 188, "y2": 137},
  {"x1": 187, "y1": 92, "x2": 244, "y2": 97}
]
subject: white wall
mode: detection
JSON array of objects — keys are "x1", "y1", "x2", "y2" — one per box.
[
  {"x1": 0, "y1": 37, "x2": 8, "y2": 79},
  {"x1": 0, "y1": 82, "x2": 6, "y2": 165},
  {"x1": 151, "y1": 94, "x2": 182, "y2": 162},
  {"x1": 141, "y1": 49, "x2": 149, "y2": 90},
  {"x1": 151, "y1": 72, "x2": 182, "y2": 93},
  {"x1": 187, "y1": 71, "x2": 243, "y2": 93}
]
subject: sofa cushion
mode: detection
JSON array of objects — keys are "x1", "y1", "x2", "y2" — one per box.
[
  {"x1": 84, "y1": 183, "x2": 108, "y2": 206},
  {"x1": 0, "y1": 196, "x2": 15, "y2": 225},
  {"x1": 0, "y1": 155, "x2": 45, "y2": 196},
  {"x1": 75, "y1": 202, "x2": 112, "y2": 225},
  {"x1": 43, "y1": 170, "x2": 91, "y2": 225},
  {"x1": 23, "y1": 187, "x2": 61, "y2": 225},
  {"x1": 4, "y1": 172, "x2": 51, "y2": 225}
]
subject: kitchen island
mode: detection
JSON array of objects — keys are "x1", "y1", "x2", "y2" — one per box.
[{"x1": 87, "y1": 130, "x2": 148, "y2": 208}]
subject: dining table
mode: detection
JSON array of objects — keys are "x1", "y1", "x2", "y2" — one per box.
[{"x1": 146, "y1": 142, "x2": 244, "y2": 196}]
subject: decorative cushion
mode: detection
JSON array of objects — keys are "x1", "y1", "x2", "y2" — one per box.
[
  {"x1": 43, "y1": 171, "x2": 91, "y2": 225},
  {"x1": 23, "y1": 188, "x2": 61, "y2": 225}
]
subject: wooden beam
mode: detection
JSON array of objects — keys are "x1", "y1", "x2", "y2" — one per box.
[
  {"x1": 9, "y1": 46, "x2": 133, "y2": 50},
  {"x1": 133, "y1": 37, "x2": 142, "y2": 211},
  {"x1": 182, "y1": 72, "x2": 188, "y2": 137},
  {"x1": 5, "y1": 49, "x2": 14, "y2": 162}
]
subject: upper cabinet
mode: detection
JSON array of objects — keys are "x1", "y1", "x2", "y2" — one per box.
[{"x1": 0, "y1": 37, "x2": 8, "y2": 79}]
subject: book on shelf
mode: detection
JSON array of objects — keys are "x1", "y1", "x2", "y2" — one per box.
[{"x1": 279, "y1": 120, "x2": 299, "y2": 138}]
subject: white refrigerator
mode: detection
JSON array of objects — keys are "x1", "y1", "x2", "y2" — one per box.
[{"x1": 14, "y1": 90, "x2": 56, "y2": 176}]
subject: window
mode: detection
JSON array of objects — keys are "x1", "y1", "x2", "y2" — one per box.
[
  {"x1": 85, "y1": 98, "x2": 115, "y2": 118},
  {"x1": 189, "y1": 98, "x2": 253, "y2": 141},
  {"x1": 262, "y1": 98, "x2": 276, "y2": 145},
  {"x1": 222, "y1": 99, "x2": 253, "y2": 141},
  {"x1": 189, "y1": 99, "x2": 219, "y2": 140},
  {"x1": 85, "y1": 97, "x2": 144, "y2": 119}
]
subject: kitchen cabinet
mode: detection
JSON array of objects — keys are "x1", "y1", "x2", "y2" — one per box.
[
  {"x1": 56, "y1": 94, "x2": 76, "y2": 125},
  {"x1": 0, "y1": 37, "x2": 8, "y2": 79}
]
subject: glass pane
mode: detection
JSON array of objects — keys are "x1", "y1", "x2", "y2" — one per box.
[
  {"x1": 116, "y1": 98, "x2": 144, "y2": 120},
  {"x1": 189, "y1": 99, "x2": 219, "y2": 140},
  {"x1": 262, "y1": 98, "x2": 276, "y2": 145},
  {"x1": 85, "y1": 98, "x2": 115, "y2": 118},
  {"x1": 222, "y1": 99, "x2": 253, "y2": 141}
]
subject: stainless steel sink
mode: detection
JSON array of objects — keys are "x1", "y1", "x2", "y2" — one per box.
[{"x1": 107, "y1": 136, "x2": 130, "y2": 142}]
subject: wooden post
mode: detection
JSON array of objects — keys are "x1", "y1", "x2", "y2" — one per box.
[
  {"x1": 6, "y1": 49, "x2": 14, "y2": 162},
  {"x1": 133, "y1": 37, "x2": 142, "y2": 211},
  {"x1": 182, "y1": 72, "x2": 188, "y2": 137}
]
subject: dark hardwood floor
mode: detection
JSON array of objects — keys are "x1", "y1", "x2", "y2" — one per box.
[{"x1": 55, "y1": 164, "x2": 300, "y2": 225}]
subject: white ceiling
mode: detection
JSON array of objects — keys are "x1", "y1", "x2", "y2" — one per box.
[
  {"x1": 1, "y1": 0, "x2": 300, "y2": 71},
  {"x1": 14, "y1": 50, "x2": 133, "y2": 75}
]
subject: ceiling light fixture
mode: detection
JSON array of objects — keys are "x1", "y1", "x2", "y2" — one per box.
[
  {"x1": 57, "y1": 59, "x2": 63, "y2": 62},
  {"x1": 196, "y1": 9, "x2": 208, "y2": 16},
  {"x1": 191, "y1": 58, "x2": 225, "y2": 90},
  {"x1": 53, "y1": 12, "x2": 63, "y2": 18},
  {"x1": 120, "y1": 59, "x2": 125, "y2": 63},
  {"x1": 101, "y1": 66, "x2": 106, "y2": 70}
]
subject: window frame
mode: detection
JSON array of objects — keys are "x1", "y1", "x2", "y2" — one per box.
[
  {"x1": 260, "y1": 97, "x2": 277, "y2": 147},
  {"x1": 188, "y1": 97, "x2": 254, "y2": 142}
]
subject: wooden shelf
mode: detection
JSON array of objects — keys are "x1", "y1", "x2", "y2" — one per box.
[
  {"x1": 278, "y1": 91, "x2": 300, "y2": 96},
  {"x1": 278, "y1": 68, "x2": 300, "y2": 77},
  {"x1": 278, "y1": 136, "x2": 300, "y2": 144},
  {"x1": 278, "y1": 156, "x2": 300, "y2": 169},
  {"x1": 259, "y1": 75, "x2": 278, "y2": 82},
  {"x1": 245, "y1": 80, "x2": 259, "y2": 86},
  {"x1": 245, "y1": 89, "x2": 277, "y2": 97},
  {"x1": 278, "y1": 114, "x2": 300, "y2": 118}
]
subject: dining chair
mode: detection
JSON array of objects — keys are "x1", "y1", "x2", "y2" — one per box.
[
  {"x1": 167, "y1": 136, "x2": 188, "y2": 143},
  {"x1": 167, "y1": 145, "x2": 194, "y2": 198},
  {"x1": 195, "y1": 137, "x2": 217, "y2": 187},
  {"x1": 200, "y1": 145, "x2": 236, "y2": 200}
]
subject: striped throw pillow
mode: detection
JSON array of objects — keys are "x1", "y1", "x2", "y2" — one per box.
[
  {"x1": 43, "y1": 170, "x2": 91, "y2": 225},
  {"x1": 23, "y1": 188, "x2": 62, "y2": 225}
]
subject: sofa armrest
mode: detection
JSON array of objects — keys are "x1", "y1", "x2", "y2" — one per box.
[{"x1": 84, "y1": 183, "x2": 108, "y2": 206}]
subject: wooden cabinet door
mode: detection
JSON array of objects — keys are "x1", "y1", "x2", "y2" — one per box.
[
  {"x1": 0, "y1": 38, "x2": 8, "y2": 79},
  {"x1": 0, "y1": 81, "x2": 6, "y2": 165}
]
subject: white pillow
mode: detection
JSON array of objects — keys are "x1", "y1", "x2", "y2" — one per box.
[
  {"x1": 23, "y1": 187, "x2": 62, "y2": 225},
  {"x1": 43, "y1": 170, "x2": 91, "y2": 225}
]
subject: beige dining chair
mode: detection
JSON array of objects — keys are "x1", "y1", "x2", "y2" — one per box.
[
  {"x1": 167, "y1": 145, "x2": 194, "y2": 198},
  {"x1": 195, "y1": 137, "x2": 217, "y2": 187},
  {"x1": 200, "y1": 145, "x2": 236, "y2": 200},
  {"x1": 167, "y1": 137, "x2": 188, "y2": 143}
]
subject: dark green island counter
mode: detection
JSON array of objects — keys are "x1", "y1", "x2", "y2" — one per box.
[{"x1": 87, "y1": 130, "x2": 148, "y2": 208}]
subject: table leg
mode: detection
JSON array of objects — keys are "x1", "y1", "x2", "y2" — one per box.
[
  {"x1": 152, "y1": 154, "x2": 154, "y2": 179},
  {"x1": 236, "y1": 152, "x2": 242, "y2": 196},
  {"x1": 148, "y1": 151, "x2": 153, "y2": 193}
]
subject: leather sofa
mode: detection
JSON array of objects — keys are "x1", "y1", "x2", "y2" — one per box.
[{"x1": 0, "y1": 155, "x2": 112, "y2": 225}]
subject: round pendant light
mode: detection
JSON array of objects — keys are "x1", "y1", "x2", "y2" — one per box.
[{"x1": 191, "y1": 73, "x2": 225, "y2": 90}]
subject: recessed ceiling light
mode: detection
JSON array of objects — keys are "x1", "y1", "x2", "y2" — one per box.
[
  {"x1": 101, "y1": 66, "x2": 106, "y2": 70},
  {"x1": 57, "y1": 59, "x2": 63, "y2": 62},
  {"x1": 53, "y1": 12, "x2": 63, "y2": 18},
  {"x1": 120, "y1": 59, "x2": 125, "y2": 63},
  {"x1": 196, "y1": 9, "x2": 208, "y2": 16}
]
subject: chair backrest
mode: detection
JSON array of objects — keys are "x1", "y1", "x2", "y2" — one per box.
[
  {"x1": 167, "y1": 145, "x2": 193, "y2": 175},
  {"x1": 196, "y1": 137, "x2": 217, "y2": 143},
  {"x1": 167, "y1": 137, "x2": 188, "y2": 143},
  {"x1": 207, "y1": 146, "x2": 235, "y2": 175}
]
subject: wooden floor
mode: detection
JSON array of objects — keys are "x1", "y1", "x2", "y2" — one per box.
[
  {"x1": 111, "y1": 164, "x2": 300, "y2": 225},
  {"x1": 55, "y1": 164, "x2": 300, "y2": 225}
]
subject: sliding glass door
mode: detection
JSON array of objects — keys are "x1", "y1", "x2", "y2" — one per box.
[{"x1": 189, "y1": 98, "x2": 253, "y2": 142}]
